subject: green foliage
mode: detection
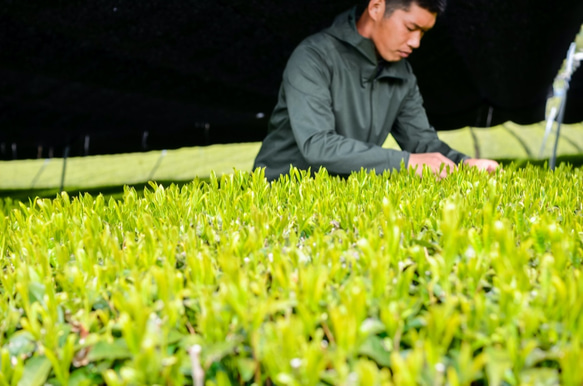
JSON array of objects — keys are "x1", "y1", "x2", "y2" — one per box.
[
  {"x1": 576, "y1": 24, "x2": 583, "y2": 51},
  {"x1": 0, "y1": 164, "x2": 582, "y2": 385}
]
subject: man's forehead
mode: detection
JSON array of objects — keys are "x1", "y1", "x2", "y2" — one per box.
[{"x1": 398, "y1": 4, "x2": 436, "y2": 30}]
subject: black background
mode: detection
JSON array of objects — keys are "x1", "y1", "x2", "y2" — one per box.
[{"x1": 1, "y1": 0, "x2": 582, "y2": 159}]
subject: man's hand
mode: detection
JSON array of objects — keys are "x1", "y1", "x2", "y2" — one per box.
[
  {"x1": 464, "y1": 158, "x2": 499, "y2": 173},
  {"x1": 408, "y1": 152, "x2": 456, "y2": 178}
]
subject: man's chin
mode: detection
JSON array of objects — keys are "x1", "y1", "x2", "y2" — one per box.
[
  {"x1": 385, "y1": 56, "x2": 403, "y2": 63},
  {"x1": 376, "y1": 49, "x2": 404, "y2": 62}
]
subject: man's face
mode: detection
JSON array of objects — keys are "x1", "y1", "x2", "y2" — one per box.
[{"x1": 370, "y1": 3, "x2": 436, "y2": 62}]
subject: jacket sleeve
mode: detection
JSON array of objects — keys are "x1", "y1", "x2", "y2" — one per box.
[
  {"x1": 390, "y1": 76, "x2": 469, "y2": 164},
  {"x1": 283, "y1": 45, "x2": 410, "y2": 175}
]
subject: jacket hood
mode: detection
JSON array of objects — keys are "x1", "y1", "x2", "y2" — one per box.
[{"x1": 325, "y1": 7, "x2": 410, "y2": 80}]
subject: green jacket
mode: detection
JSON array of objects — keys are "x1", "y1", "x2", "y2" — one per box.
[{"x1": 254, "y1": 7, "x2": 468, "y2": 181}]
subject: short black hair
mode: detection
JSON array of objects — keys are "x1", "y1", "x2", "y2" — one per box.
[{"x1": 384, "y1": 0, "x2": 447, "y2": 16}]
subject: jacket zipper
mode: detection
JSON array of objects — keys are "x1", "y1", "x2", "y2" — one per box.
[
  {"x1": 368, "y1": 64, "x2": 383, "y2": 142},
  {"x1": 368, "y1": 79, "x2": 375, "y2": 142}
]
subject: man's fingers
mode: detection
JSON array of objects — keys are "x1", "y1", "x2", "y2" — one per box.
[
  {"x1": 463, "y1": 158, "x2": 500, "y2": 173},
  {"x1": 408, "y1": 155, "x2": 501, "y2": 179},
  {"x1": 438, "y1": 165, "x2": 449, "y2": 179},
  {"x1": 409, "y1": 152, "x2": 456, "y2": 178}
]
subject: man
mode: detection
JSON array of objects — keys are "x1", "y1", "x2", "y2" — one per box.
[{"x1": 253, "y1": 0, "x2": 498, "y2": 181}]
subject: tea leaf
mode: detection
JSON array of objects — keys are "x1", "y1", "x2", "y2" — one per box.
[{"x1": 18, "y1": 356, "x2": 51, "y2": 386}]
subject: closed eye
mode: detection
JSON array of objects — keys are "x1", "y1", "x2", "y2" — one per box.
[{"x1": 407, "y1": 23, "x2": 431, "y2": 34}]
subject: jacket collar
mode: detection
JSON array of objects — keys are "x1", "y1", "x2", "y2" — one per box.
[{"x1": 325, "y1": 7, "x2": 410, "y2": 80}]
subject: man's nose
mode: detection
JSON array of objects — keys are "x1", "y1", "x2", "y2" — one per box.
[{"x1": 408, "y1": 31, "x2": 422, "y2": 49}]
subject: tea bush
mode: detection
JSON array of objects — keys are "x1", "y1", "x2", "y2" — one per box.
[{"x1": 1, "y1": 164, "x2": 582, "y2": 385}]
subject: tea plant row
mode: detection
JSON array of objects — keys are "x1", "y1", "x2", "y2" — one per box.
[{"x1": 0, "y1": 164, "x2": 582, "y2": 385}]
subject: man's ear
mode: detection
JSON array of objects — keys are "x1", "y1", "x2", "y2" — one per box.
[{"x1": 367, "y1": 0, "x2": 386, "y2": 21}]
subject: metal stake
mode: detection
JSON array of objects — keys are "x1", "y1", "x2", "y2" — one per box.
[{"x1": 550, "y1": 43, "x2": 583, "y2": 170}]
